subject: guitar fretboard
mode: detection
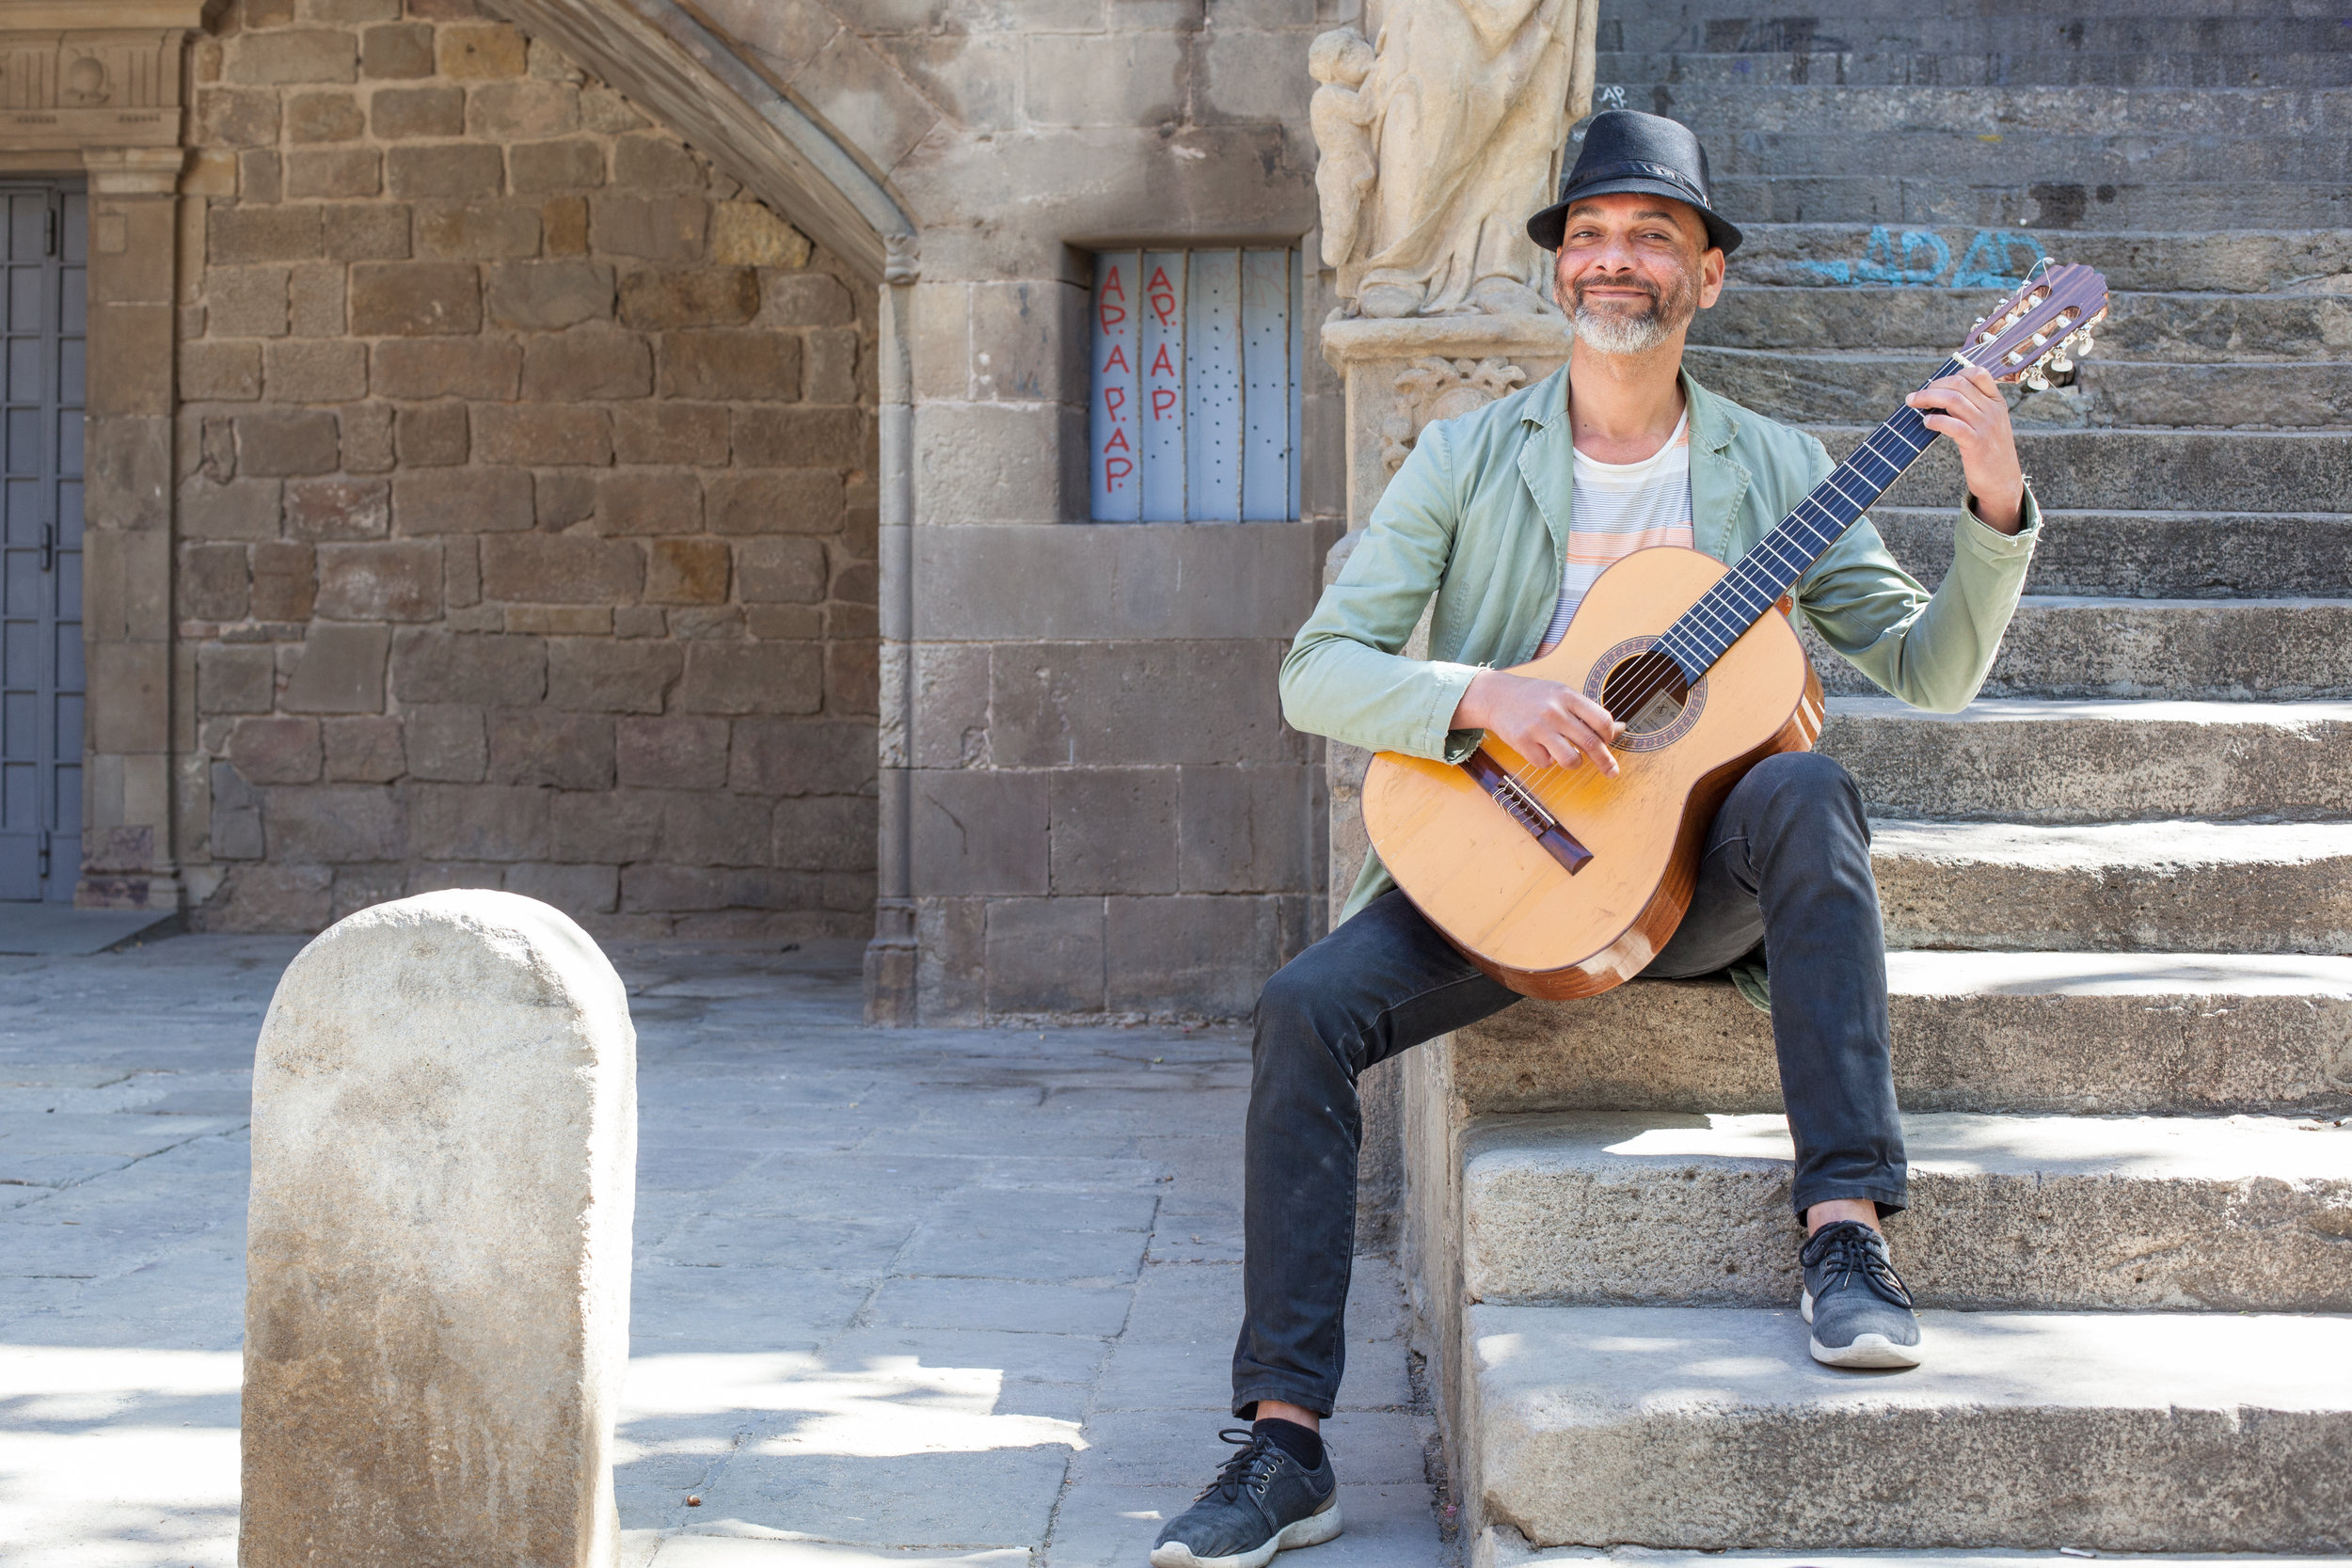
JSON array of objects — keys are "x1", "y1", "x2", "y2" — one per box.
[{"x1": 1654, "y1": 354, "x2": 1965, "y2": 683}]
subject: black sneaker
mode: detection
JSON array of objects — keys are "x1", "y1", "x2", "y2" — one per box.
[
  {"x1": 1800, "y1": 1219, "x2": 1922, "y2": 1370},
  {"x1": 1150, "y1": 1427, "x2": 1342, "y2": 1568}
]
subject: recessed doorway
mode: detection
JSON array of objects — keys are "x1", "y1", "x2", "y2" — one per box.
[{"x1": 0, "y1": 182, "x2": 85, "y2": 904}]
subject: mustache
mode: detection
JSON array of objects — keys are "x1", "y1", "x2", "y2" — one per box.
[{"x1": 1572, "y1": 275, "x2": 1663, "y2": 312}]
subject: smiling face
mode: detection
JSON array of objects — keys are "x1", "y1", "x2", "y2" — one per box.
[{"x1": 1551, "y1": 193, "x2": 1725, "y2": 356}]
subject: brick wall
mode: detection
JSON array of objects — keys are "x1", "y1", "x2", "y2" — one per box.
[{"x1": 175, "y1": 0, "x2": 881, "y2": 937}]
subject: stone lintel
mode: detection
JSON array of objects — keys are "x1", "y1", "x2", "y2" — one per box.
[{"x1": 80, "y1": 144, "x2": 183, "y2": 192}]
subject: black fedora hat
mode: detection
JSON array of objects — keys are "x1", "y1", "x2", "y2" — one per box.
[{"x1": 1527, "y1": 110, "x2": 1743, "y2": 257}]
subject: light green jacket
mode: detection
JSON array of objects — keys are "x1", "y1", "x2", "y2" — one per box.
[{"x1": 1285, "y1": 364, "x2": 2042, "y2": 923}]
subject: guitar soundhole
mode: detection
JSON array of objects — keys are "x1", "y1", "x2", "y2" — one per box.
[{"x1": 1597, "y1": 648, "x2": 1703, "y2": 752}]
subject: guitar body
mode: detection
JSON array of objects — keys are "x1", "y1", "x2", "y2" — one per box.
[{"x1": 1360, "y1": 546, "x2": 1826, "y2": 1000}]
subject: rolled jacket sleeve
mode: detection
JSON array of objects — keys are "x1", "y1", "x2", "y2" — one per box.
[
  {"x1": 1795, "y1": 434, "x2": 2042, "y2": 714},
  {"x1": 1279, "y1": 426, "x2": 1488, "y2": 760}
]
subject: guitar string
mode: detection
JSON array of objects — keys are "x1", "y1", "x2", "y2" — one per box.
[
  {"x1": 1589, "y1": 404, "x2": 1936, "y2": 734},
  {"x1": 1491, "y1": 288, "x2": 2088, "y2": 805},
  {"x1": 1500, "y1": 392, "x2": 1945, "y2": 798},
  {"x1": 1509, "y1": 413, "x2": 1930, "y2": 791}
]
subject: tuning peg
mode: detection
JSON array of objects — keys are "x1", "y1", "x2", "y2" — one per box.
[
  {"x1": 2048, "y1": 355, "x2": 2074, "y2": 373},
  {"x1": 2022, "y1": 368, "x2": 2051, "y2": 392}
]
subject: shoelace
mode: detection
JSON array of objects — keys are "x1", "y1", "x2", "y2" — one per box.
[
  {"x1": 1800, "y1": 1220, "x2": 1915, "y2": 1308},
  {"x1": 1197, "y1": 1427, "x2": 1287, "y2": 1502}
]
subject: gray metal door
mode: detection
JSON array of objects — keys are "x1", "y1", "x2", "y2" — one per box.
[{"x1": 0, "y1": 184, "x2": 84, "y2": 902}]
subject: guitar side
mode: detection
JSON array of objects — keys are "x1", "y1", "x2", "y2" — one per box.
[{"x1": 1360, "y1": 546, "x2": 1826, "y2": 999}]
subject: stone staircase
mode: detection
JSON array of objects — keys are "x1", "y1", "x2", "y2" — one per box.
[{"x1": 1406, "y1": 2, "x2": 2352, "y2": 1556}]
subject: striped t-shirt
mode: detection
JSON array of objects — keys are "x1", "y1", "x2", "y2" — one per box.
[{"x1": 1535, "y1": 411, "x2": 1694, "y2": 656}]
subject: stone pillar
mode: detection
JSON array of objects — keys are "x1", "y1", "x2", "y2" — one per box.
[
  {"x1": 1321, "y1": 314, "x2": 1573, "y2": 1250},
  {"x1": 79, "y1": 145, "x2": 186, "y2": 911},
  {"x1": 242, "y1": 890, "x2": 637, "y2": 1568},
  {"x1": 866, "y1": 273, "x2": 919, "y2": 1024}
]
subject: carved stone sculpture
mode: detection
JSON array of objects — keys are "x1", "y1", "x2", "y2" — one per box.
[
  {"x1": 1311, "y1": 0, "x2": 1597, "y2": 319},
  {"x1": 1382, "y1": 356, "x2": 1530, "y2": 470}
]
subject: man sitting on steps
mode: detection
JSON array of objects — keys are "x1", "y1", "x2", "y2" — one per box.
[{"x1": 1151, "y1": 111, "x2": 2043, "y2": 1568}]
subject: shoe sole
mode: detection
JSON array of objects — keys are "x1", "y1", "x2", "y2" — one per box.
[
  {"x1": 1800, "y1": 1289, "x2": 1923, "y2": 1370},
  {"x1": 1149, "y1": 1498, "x2": 1343, "y2": 1568}
]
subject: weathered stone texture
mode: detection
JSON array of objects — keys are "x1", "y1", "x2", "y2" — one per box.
[
  {"x1": 242, "y1": 890, "x2": 634, "y2": 1568},
  {"x1": 182, "y1": 0, "x2": 878, "y2": 939}
]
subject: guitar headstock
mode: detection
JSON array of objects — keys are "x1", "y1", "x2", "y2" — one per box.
[{"x1": 1956, "y1": 261, "x2": 2110, "y2": 391}]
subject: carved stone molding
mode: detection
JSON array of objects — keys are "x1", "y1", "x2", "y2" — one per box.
[
  {"x1": 1381, "y1": 356, "x2": 1532, "y2": 473},
  {"x1": 1321, "y1": 313, "x2": 1573, "y2": 531},
  {"x1": 0, "y1": 30, "x2": 185, "y2": 150}
]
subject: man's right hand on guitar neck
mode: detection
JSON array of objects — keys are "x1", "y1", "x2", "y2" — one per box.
[{"x1": 1454, "y1": 669, "x2": 1626, "y2": 778}]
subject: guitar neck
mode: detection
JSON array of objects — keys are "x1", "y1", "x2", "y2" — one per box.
[{"x1": 1655, "y1": 354, "x2": 1965, "y2": 684}]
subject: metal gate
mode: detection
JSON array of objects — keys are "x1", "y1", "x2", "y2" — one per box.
[{"x1": 0, "y1": 183, "x2": 84, "y2": 902}]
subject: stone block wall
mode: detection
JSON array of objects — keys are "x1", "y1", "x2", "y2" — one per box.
[
  {"x1": 744, "y1": 0, "x2": 1344, "y2": 1020},
  {"x1": 902, "y1": 522, "x2": 1330, "y2": 1022},
  {"x1": 173, "y1": 0, "x2": 880, "y2": 937}
]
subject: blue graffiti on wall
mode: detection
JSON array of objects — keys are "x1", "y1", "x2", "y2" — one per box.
[{"x1": 1795, "y1": 227, "x2": 2051, "y2": 290}]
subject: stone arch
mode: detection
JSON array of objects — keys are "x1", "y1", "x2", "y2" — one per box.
[
  {"x1": 492, "y1": 0, "x2": 923, "y2": 997},
  {"x1": 487, "y1": 0, "x2": 919, "y2": 284}
]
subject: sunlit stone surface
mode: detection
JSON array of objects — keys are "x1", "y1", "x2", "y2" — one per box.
[{"x1": 241, "y1": 892, "x2": 638, "y2": 1568}]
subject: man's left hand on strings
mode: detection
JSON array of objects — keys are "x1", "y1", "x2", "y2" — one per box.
[{"x1": 1907, "y1": 361, "x2": 2026, "y2": 534}]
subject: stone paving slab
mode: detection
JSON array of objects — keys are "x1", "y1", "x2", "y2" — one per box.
[
  {"x1": 0, "y1": 905, "x2": 178, "y2": 958},
  {"x1": 0, "y1": 935, "x2": 1442, "y2": 1568}
]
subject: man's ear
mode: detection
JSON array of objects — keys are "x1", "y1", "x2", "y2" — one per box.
[{"x1": 1696, "y1": 245, "x2": 1726, "y2": 309}]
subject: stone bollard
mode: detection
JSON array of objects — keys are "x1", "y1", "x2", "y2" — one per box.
[{"x1": 241, "y1": 891, "x2": 637, "y2": 1568}]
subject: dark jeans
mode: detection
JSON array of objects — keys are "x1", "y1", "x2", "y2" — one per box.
[{"x1": 1232, "y1": 750, "x2": 1905, "y2": 1418}]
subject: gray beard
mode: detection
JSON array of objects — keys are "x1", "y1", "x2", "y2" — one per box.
[{"x1": 1572, "y1": 303, "x2": 1672, "y2": 356}]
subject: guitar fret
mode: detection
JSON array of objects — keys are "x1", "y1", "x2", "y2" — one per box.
[{"x1": 1661, "y1": 360, "x2": 1964, "y2": 672}]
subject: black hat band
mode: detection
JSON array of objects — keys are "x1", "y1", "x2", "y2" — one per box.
[{"x1": 1563, "y1": 159, "x2": 1709, "y2": 209}]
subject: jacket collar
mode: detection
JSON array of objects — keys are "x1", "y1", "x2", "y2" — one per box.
[{"x1": 1517, "y1": 360, "x2": 1752, "y2": 563}]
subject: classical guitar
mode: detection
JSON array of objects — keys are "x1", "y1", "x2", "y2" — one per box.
[{"x1": 1361, "y1": 263, "x2": 2110, "y2": 1000}]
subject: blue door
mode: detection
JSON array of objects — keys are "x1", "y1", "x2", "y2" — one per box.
[{"x1": 0, "y1": 184, "x2": 84, "y2": 902}]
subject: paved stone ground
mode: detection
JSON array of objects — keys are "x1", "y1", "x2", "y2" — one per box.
[{"x1": 0, "y1": 935, "x2": 1446, "y2": 1568}]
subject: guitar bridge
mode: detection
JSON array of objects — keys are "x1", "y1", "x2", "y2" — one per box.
[{"x1": 1460, "y1": 752, "x2": 1593, "y2": 875}]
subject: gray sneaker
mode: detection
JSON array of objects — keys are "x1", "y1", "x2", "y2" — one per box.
[
  {"x1": 1149, "y1": 1427, "x2": 1342, "y2": 1568},
  {"x1": 1800, "y1": 1219, "x2": 1922, "y2": 1370}
]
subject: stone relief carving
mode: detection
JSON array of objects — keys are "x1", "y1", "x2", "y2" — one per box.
[
  {"x1": 1381, "y1": 356, "x2": 1529, "y2": 471},
  {"x1": 0, "y1": 32, "x2": 183, "y2": 149},
  {"x1": 1311, "y1": 0, "x2": 1596, "y2": 320}
]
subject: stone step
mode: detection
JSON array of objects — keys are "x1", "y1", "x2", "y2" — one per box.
[
  {"x1": 1870, "y1": 818, "x2": 2352, "y2": 953},
  {"x1": 1809, "y1": 425, "x2": 2352, "y2": 513},
  {"x1": 1481, "y1": 1537, "x2": 2352, "y2": 1568},
  {"x1": 1598, "y1": 49, "x2": 2352, "y2": 88},
  {"x1": 1712, "y1": 134, "x2": 2352, "y2": 190},
  {"x1": 1655, "y1": 85, "x2": 2352, "y2": 142},
  {"x1": 1694, "y1": 287, "x2": 2352, "y2": 363},
  {"x1": 1449, "y1": 949, "x2": 2352, "y2": 1117},
  {"x1": 1468, "y1": 1304, "x2": 2352, "y2": 1551},
  {"x1": 1600, "y1": 12, "x2": 2352, "y2": 58},
  {"x1": 1606, "y1": 0, "x2": 2352, "y2": 33},
  {"x1": 1818, "y1": 696, "x2": 2352, "y2": 822},
  {"x1": 1731, "y1": 224, "x2": 2352, "y2": 296},
  {"x1": 1460, "y1": 1110, "x2": 2352, "y2": 1309},
  {"x1": 1694, "y1": 345, "x2": 2352, "y2": 427},
  {"x1": 1807, "y1": 597, "x2": 2352, "y2": 703},
  {"x1": 1715, "y1": 176, "x2": 2352, "y2": 233},
  {"x1": 1872, "y1": 507, "x2": 2352, "y2": 598}
]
